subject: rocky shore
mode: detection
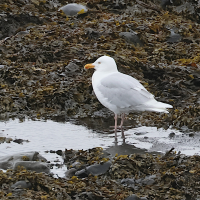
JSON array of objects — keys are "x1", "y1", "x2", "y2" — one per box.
[
  {"x1": 0, "y1": 0, "x2": 200, "y2": 130},
  {"x1": 1, "y1": 147, "x2": 200, "y2": 199},
  {"x1": 0, "y1": 0, "x2": 200, "y2": 199}
]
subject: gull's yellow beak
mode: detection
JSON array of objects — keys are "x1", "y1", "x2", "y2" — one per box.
[{"x1": 84, "y1": 63, "x2": 95, "y2": 69}]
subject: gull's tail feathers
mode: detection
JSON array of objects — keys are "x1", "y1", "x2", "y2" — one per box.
[{"x1": 143, "y1": 99, "x2": 173, "y2": 113}]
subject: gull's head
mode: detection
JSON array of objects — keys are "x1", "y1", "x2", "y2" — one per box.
[{"x1": 84, "y1": 56, "x2": 118, "y2": 73}]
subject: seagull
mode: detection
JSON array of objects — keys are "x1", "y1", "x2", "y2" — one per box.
[{"x1": 84, "y1": 56, "x2": 172, "y2": 139}]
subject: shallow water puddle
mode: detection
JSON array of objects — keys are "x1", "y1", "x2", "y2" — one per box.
[
  {"x1": 0, "y1": 119, "x2": 199, "y2": 177},
  {"x1": 125, "y1": 126, "x2": 200, "y2": 155}
]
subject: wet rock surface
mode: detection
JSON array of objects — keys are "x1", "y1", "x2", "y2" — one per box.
[
  {"x1": 0, "y1": 151, "x2": 49, "y2": 173},
  {"x1": 75, "y1": 161, "x2": 112, "y2": 177},
  {"x1": 1, "y1": 147, "x2": 200, "y2": 199}
]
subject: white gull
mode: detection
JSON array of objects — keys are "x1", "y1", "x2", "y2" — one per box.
[{"x1": 84, "y1": 56, "x2": 172, "y2": 139}]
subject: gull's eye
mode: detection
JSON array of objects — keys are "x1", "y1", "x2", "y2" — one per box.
[{"x1": 98, "y1": 62, "x2": 101, "y2": 64}]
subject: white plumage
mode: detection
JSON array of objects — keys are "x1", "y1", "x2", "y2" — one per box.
[{"x1": 84, "y1": 56, "x2": 172, "y2": 138}]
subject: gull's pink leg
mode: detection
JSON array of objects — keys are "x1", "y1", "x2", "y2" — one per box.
[
  {"x1": 114, "y1": 114, "x2": 118, "y2": 139},
  {"x1": 120, "y1": 113, "x2": 125, "y2": 127},
  {"x1": 120, "y1": 113, "x2": 125, "y2": 138}
]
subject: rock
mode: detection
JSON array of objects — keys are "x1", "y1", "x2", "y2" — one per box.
[
  {"x1": 65, "y1": 62, "x2": 80, "y2": 74},
  {"x1": 121, "y1": 178, "x2": 135, "y2": 188},
  {"x1": 71, "y1": 161, "x2": 82, "y2": 168},
  {"x1": 0, "y1": 13, "x2": 43, "y2": 40},
  {"x1": 167, "y1": 29, "x2": 182, "y2": 43},
  {"x1": 85, "y1": 161, "x2": 112, "y2": 176},
  {"x1": 125, "y1": 194, "x2": 148, "y2": 200},
  {"x1": 75, "y1": 168, "x2": 88, "y2": 178},
  {"x1": 0, "y1": 146, "x2": 199, "y2": 199},
  {"x1": 5, "y1": 137, "x2": 13, "y2": 143},
  {"x1": 134, "y1": 132, "x2": 146, "y2": 136},
  {"x1": 121, "y1": 178, "x2": 135, "y2": 184},
  {"x1": 58, "y1": 3, "x2": 88, "y2": 16},
  {"x1": 74, "y1": 192, "x2": 98, "y2": 200},
  {"x1": 125, "y1": 194, "x2": 140, "y2": 200},
  {"x1": 15, "y1": 30, "x2": 29, "y2": 37},
  {"x1": 13, "y1": 138, "x2": 28, "y2": 144},
  {"x1": 14, "y1": 161, "x2": 50, "y2": 173},
  {"x1": 85, "y1": 28, "x2": 101, "y2": 39},
  {"x1": 189, "y1": 133, "x2": 195, "y2": 137},
  {"x1": 119, "y1": 32, "x2": 143, "y2": 46},
  {"x1": 0, "y1": 152, "x2": 48, "y2": 173},
  {"x1": 160, "y1": 0, "x2": 173, "y2": 8},
  {"x1": 56, "y1": 150, "x2": 63, "y2": 156},
  {"x1": 75, "y1": 161, "x2": 112, "y2": 177},
  {"x1": 0, "y1": 137, "x2": 6, "y2": 143},
  {"x1": 0, "y1": 65, "x2": 5, "y2": 69},
  {"x1": 65, "y1": 168, "x2": 77, "y2": 179},
  {"x1": 169, "y1": 132, "x2": 175, "y2": 138},
  {"x1": 11, "y1": 180, "x2": 32, "y2": 189},
  {"x1": 122, "y1": 174, "x2": 156, "y2": 188},
  {"x1": 140, "y1": 174, "x2": 156, "y2": 186}
]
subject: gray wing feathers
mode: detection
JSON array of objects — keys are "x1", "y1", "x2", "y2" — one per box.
[{"x1": 97, "y1": 73, "x2": 153, "y2": 109}]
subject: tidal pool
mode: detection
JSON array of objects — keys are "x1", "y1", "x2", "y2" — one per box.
[{"x1": 0, "y1": 118, "x2": 199, "y2": 177}]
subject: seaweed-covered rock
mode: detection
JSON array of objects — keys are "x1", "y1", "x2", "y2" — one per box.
[
  {"x1": 119, "y1": 32, "x2": 143, "y2": 46},
  {"x1": 11, "y1": 180, "x2": 32, "y2": 189},
  {"x1": 0, "y1": 136, "x2": 12, "y2": 143},
  {"x1": 75, "y1": 161, "x2": 112, "y2": 177},
  {"x1": 125, "y1": 194, "x2": 140, "y2": 200},
  {"x1": 14, "y1": 161, "x2": 50, "y2": 173},
  {"x1": 0, "y1": 147, "x2": 200, "y2": 199},
  {"x1": 0, "y1": 0, "x2": 200, "y2": 132},
  {"x1": 0, "y1": 151, "x2": 49, "y2": 173}
]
